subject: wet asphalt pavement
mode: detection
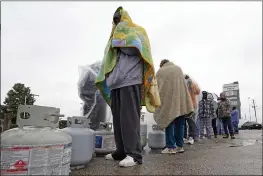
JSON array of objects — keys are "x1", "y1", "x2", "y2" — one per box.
[{"x1": 72, "y1": 130, "x2": 262, "y2": 175}]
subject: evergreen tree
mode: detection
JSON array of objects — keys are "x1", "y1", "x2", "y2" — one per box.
[
  {"x1": 0, "y1": 104, "x2": 7, "y2": 119},
  {"x1": 2, "y1": 83, "x2": 36, "y2": 124}
]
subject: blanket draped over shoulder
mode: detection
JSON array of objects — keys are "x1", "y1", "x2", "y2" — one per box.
[
  {"x1": 95, "y1": 7, "x2": 161, "y2": 113},
  {"x1": 154, "y1": 62, "x2": 194, "y2": 129},
  {"x1": 186, "y1": 78, "x2": 200, "y2": 109}
]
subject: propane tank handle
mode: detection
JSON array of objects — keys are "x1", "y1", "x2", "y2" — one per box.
[
  {"x1": 16, "y1": 105, "x2": 63, "y2": 129},
  {"x1": 99, "y1": 122, "x2": 107, "y2": 129},
  {"x1": 49, "y1": 113, "x2": 64, "y2": 117},
  {"x1": 106, "y1": 122, "x2": 113, "y2": 131},
  {"x1": 152, "y1": 124, "x2": 158, "y2": 131},
  {"x1": 99, "y1": 122, "x2": 112, "y2": 131},
  {"x1": 67, "y1": 117, "x2": 71, "y2": 127},
  {"x1": 70, "y1": 116, "x2": 90, "y2": 128}
]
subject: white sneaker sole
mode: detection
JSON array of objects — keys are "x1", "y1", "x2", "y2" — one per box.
[
  {"x1": 119, "y1": 162, "x2": 138, "y2": 167},
  {"x1": 105, "y1": 155, "x2": 114, "y2": 160},
  {"x1": 161, "y1": 149, "x2": 176, "y2": 154},
  {"x1": 175, "y1": 149, "x2": 185, "y2": 153}
]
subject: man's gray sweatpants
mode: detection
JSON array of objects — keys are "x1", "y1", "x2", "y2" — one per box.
[{"x1": 110, "y1": 84, "x2": 142, "y2": 164}]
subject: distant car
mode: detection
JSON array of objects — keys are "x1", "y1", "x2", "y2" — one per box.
[
  {"x1": 238, "y1": 119, "x2": 248, "y2": 129},
  {"x1": 241, "y1": 121, "x2": 262, "y2": 130}
]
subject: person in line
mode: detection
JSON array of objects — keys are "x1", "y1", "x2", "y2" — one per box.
[
  {"x1": 195, "y1": 93, "x2": 202, "y2": 140},
  {"x1": 217, "y1": 92, "x2": 235, "y2": 139},
  {"x1": 95, "y1": 6, "x2": 160, "y2": 167},
  {"x1": 217, "y1": 119, "x2": 225, "y2": 135},
  {"x1": 183, "y1": 74, "x2": 200, "y2": 144},
  {"x1": 198, "y1": 91, "x2": 214, "y2": 139},
  {"x1": 231, "y1": 106, "x2": 239, "y2": 134},
  {"x1": 216, "y1": 98, "x2": 225, "y2": 136},
  {"x1": 154, "y1": 59, "x2": 194, "y2": 154},
  {"x1": 208, "y1": 94, "x2": 218, "y2": 138}
]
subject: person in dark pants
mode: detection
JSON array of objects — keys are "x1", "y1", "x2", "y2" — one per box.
[
  {"x1": 183, "y1": 74, "x2": 200, "y2": 144},
  {"x1": 212, "y1": 117, "x2": 217, "y2": 137},
  {"x1": 231, "y1": 106, "x2": 239, "y2": 134},
  {"x1": 183, "y1": 114, "x2": 197, "y2": 144},
  {"x1": 103, "y1": 9, "x2": 143, "y2": 167},
  {"x1": 208, "y1": 94, "x2": 218, "y2": 138},
  {"x1": 217, "y1": 92, "x2": 235, "y2": 139},
  {"x1": 109, "y1": 85, "x2": 142, "y2": 166},
  {"x1": 96, "y1": 7, "x2": 160, "y2": 167}
]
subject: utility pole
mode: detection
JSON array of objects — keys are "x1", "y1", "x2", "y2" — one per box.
[
  {"x1": 248, "y1": 97, "x2": 252, "y2": 121},
  {"x1": 251, "y1": 99, "x2": 257, "y2": 122},
  {"x1": 245, "y1": 113, "x2": 246, "y2": 120}
]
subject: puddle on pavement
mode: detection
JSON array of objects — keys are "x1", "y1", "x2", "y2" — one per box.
[{"x1": 229, "y1": 139, "x2": 262, "y2": 147}]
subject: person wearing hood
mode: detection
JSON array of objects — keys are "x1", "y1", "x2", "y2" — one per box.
[
  {"x1": 217, "y1": 92, "x2": 235, "y2": 139},
  {"x1": 154, "y1": 59, "x2": 194, "y2": 154},
  {"x1": 231, "y1": 106, "x2": 239, "y2": 134},
  {"x1": 208, "y1": 93, "x2": 218, "y2": 138},
  {"x1": 197, "y1": 91, "x2": 214, "y2": 139},
  {"x1": 183, "y1": 74, "x2": 200, "y2": 144},
  {"x1": 95, "y1": 7, "x2": 160, "y2": 167}
]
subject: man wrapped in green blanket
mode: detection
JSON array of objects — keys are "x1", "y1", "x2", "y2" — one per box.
[{"x1": 95, "y1": 7, "x2": 160, "y2": 167}]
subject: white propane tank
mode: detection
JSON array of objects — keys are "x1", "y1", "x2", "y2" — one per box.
[
  {"x1": 62, "y1": 116, "x2": 95, "y2": 166},
  {"x1": 94, "y1": 122, "x2": 116, "y2": 155},
  {"x1": 148, "y1": 124, "x2": 166, "y2": 149},
  {"x1": 140, "y1": 112, "x2": 148, "y2": 149},
  {"x1": 0, "y1": 105, "x2": 72, "y2": 175}
]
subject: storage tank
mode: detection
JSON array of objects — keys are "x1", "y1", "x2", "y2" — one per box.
[
  {"x1": 62, "y1": 116, "x2": 95, "y2": 166},
  {"x1": 148, "y1": 124, "x2": 166, "y2": 149},
  {"x1": 140, "y1": 111, "x2": 147, "y2": 149},
  {"x1": 1, "y1": 105, "x2": 72, "y2": 175},
  {"x1": 94, "y1": 122, "x2": 116, "y2": 155}
]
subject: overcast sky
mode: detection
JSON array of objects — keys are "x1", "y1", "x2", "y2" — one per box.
[{"x1": 1, "y1": 1, "x2": 262, "y2": 123}]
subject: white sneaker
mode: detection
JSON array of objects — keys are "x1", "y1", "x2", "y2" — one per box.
[
  {"x1": 187, "y1": 137, "x2": 194, "y2": 145},
  {"x1": 175, "y1": 147, "x2": 184, "y2": 153},
  {"x1": 183, "y1": 138, "x2": 188, "y2": 144},
  {"x1": 105, "y1": 153, "x2": 114, "y2": 160},
  {"x1": 161, "y1": 148, "x2": 176, "y2": 154},
  {"x1": 119, "y1": 156, "x2": 138, "y2": 167}
]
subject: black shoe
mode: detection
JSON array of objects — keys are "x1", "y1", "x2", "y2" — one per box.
[
  {"x1": 214, "y1": 135, "x2": 217, "y2": 138},
  {"x1": 230, "y1": 135, "x2": 235, "y2": 139},
  {"x1": 223, "y1": 134, "x2": 229, "y2": 138}
]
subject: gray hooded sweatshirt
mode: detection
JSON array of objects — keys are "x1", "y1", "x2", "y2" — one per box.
[{"x1": 106, "y1": 48, "x2": 143, "y2": 90}]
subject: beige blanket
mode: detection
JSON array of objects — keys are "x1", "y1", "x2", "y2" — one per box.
[{"x1": 153, "y1": 62, "x2": 194, "y2": 129}]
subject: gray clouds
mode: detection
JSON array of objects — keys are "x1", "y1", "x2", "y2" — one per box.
[{"x1": 1, "y1": 2, "x2": 262, "y2": 122}]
